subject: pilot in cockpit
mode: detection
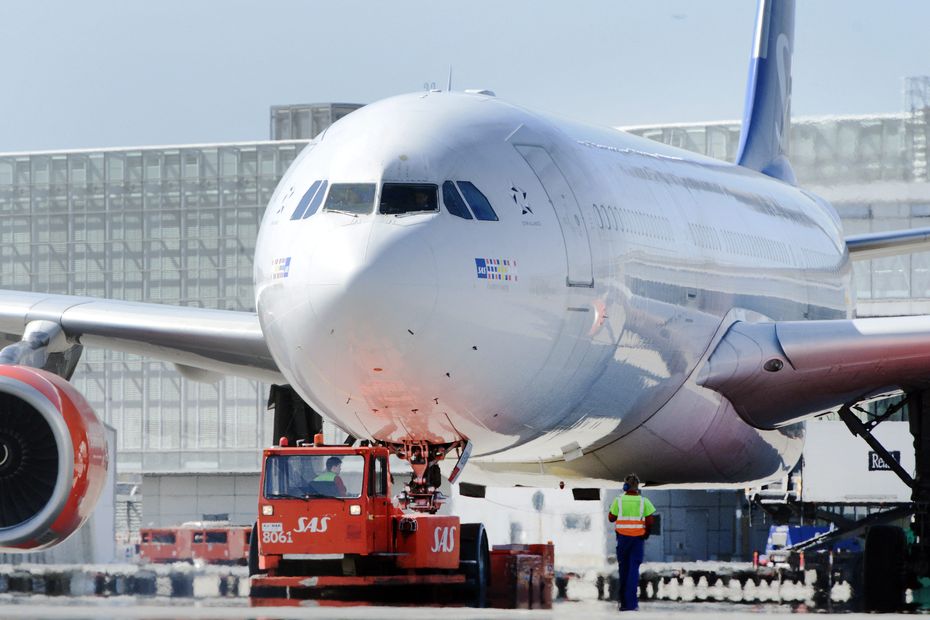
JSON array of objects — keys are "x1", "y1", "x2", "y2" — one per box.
[{"x1": 412, "y1": 189, "x2": 431, "y2": 212}]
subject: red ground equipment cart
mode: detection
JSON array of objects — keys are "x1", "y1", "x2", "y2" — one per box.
[{"x1": 139, "y1": 523, "x2": 251, "y2": 565}]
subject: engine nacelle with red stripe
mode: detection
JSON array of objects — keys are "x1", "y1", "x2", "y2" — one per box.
[{"x1": 0, "y1": 366, "x2": 108, "y2": 550}]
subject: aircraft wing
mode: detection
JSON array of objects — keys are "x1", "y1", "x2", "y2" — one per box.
[
  {"x1": 0, "y1": 289, "x2": 283, "y2": 383},
  {"x1": 739, "y1": 226, "x2": 930, "y2": 424},
  {"x1": 697, "y1": 316, "x2": 930, "y2": 429},
  {"x1": 846, "y1": 226, "x2": 930, "y2": 260}
]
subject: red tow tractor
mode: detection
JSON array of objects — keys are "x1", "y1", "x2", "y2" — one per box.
[{"x1": 248, "y1": 435, "x2": 552, "y2": 607}]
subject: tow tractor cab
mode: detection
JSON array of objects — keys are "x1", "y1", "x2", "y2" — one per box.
[
  {"x1": 257, "y1": 442, "x2": 435, "y2": 563},
  {"x1": 254, "y1": 438, "x2": 467, "y2": 574}
]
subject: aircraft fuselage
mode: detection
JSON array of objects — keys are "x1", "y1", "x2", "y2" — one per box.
[{"x1": 254, "y1": 92, "x2": 850, "y2": 486}]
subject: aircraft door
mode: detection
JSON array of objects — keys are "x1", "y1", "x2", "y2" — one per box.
[{"x1": 515, "y1": 145, "x2": 594, "y2": 287}]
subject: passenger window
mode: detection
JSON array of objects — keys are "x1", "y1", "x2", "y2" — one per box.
[
  {"x1": 206, "y1": 532, "x2": 228, "y2": 544},
  {"x1": 323, "y1": 182, "x2": 375, "y2": 215},
  {"x1": 456, "y1": 181, "x2": 498, "y2": 221},
  {"x1": 380, "y1": 183, "x2": 438, "y2": 215},
  {"x1": 305, "y1": 180, "x2": 328, "y2": 217},
  {"x1": 442, "y1": 181, "x2": 472, "y2": 219},
  {"x1": 291, "y1": 180, "x2": 321, "y2": 220},
  {"x1": 593, "y1": 204, "x2": 604, "y2": 229}
]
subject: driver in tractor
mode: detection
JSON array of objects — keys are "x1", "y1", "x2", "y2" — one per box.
[{"x1": 312, "y1": 456, "x2": 347, "y2": 497}]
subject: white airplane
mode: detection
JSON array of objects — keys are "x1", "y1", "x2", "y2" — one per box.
[{"x1": 2, "y1": 0, "x2": 930, "y2": 568}]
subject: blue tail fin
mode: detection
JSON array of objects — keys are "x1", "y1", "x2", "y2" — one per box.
[{"x1": 735, "y1": 0, "x2": 797, "y2": 185}]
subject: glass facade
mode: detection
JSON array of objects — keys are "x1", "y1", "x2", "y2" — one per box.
[
  {"x1": 625, "y1": 111, "x2": 930, "y2": 309},
  {"x1": 626, "y1": 114, "x2": 913, "y2": 186},
  {"x1": 0, "y1": 141, "x2": 308, "y2": 471},
  {"x1": 270, "y1": 103, "x2": 363, "y2": 140}
]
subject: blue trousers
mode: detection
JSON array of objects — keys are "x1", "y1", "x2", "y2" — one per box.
[{"x1": 616, "y1": 534, "x2": 644, "y2": 610}]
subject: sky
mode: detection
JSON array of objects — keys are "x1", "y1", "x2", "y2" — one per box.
[{"x1": 2, "y1": 0, "x2": 929, "y2": 152}]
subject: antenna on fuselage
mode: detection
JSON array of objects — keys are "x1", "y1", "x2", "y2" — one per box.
[{"x1": 447, "y1": 66, "x2": 453, "y2": 92}]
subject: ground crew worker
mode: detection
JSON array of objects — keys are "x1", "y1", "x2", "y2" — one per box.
[
  {"x1": 608, "y1": 473, "x2": 657, "y2": 611},
  {"x1": 313, "y1": 456, "x2": 347, "y2": 496}
]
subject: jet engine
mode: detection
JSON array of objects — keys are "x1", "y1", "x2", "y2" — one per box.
[{"x1": 0, "y1": 365, "x2": 108, "y2": 550}]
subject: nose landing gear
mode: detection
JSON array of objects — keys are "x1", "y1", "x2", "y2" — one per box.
[{"x1": 392, "y1": 439, "x2": 471, "y2": 513}]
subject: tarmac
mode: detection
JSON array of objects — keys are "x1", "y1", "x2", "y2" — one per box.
[
  {"x1": 0, "y1": 563, "x2": 911, "y2": 619},
  {"x1": 0, "y1": 598, "x2": 915, "y2": 620}
]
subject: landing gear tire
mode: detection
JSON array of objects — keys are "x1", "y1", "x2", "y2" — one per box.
[
  {"x1": 460, "y1": 523, "x2": 490, "y2": 607},
  {"x1": 248, "y1": 521, "x2": 264, "y2": 578},
  {"x1": 863, "y1": 524, "x2": 907, "y2": 612}
]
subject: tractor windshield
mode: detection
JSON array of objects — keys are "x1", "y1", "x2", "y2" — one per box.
[{"x1": 263, "y1": 454, "x2": 364, "y2": 499}]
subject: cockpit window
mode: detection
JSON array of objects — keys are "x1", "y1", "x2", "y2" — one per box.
[
  {"x1": 291, "y1": 180, "x2": 322, "y2": 220},
  {"x1": 323, "y1": 183, "x2": 375, "y2": 215},
  {"x1": 380, "y1": 183, "x2": 438, "y2": 215},
  {"x1": 442, "y1": 181, "x2": 472, "y2": 220},
  {"x1": 456, "y1": 181, "x2": 498, "y2": 221},
  {"x1": 303, "y1": 180, "x2": 328, "y2": 218}
]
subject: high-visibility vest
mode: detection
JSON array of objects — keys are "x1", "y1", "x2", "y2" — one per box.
[
  {"x1": 615, "y1": 495, "x2": 647, "y2": 536},
  {"x1": 314, "y1": 472, "x2": 336, "y2": 481}
]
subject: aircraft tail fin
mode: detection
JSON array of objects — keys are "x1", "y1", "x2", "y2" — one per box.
[{"x1": 735, "y1": 0, "x2": 797, "y2": 185}]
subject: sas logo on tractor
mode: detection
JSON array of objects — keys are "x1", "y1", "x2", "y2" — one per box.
[
  {"x1": 431, "y1": 526, "x2": 456, "y2": 553},
  {"x1": 295, "y1": 516, "x2": 331, "y2": 534}
]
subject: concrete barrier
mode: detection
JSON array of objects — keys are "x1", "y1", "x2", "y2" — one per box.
[
  {"x1": 0, "y1": 563, "x2": 246, "y2": 598},
  {"x1": 170, "y1": 573, "x2": 193, "y2": 597},
  {"x1": 634, "y1": 561, "x2": 852, "y2": 606}
]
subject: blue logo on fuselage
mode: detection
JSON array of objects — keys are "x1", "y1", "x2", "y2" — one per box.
[{"x1": 475, "y1": 258, "x2": 488, "y2": 279}]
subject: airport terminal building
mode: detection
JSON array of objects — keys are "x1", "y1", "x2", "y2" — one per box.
[
  {"x1": 0, "y1": 103, "x2": 360, "y2": 473},
  {"x1": 2, "y1": 91, "x2": 930, "y2": 562}
]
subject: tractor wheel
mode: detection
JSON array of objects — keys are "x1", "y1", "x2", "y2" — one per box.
[
  {"x1": 863, "y1": 524, "x2": 907, "y2": 612},
  {"x1": 248, "y1": 521, "x2": 263, "y2": 577},
  {"x1": 460, "y1": 522, "x2": 490, "y2": 607}
]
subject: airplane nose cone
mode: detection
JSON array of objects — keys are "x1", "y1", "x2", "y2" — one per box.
[{"x1": 305, "y1": 221, "x2": 438, "y2": 359}]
